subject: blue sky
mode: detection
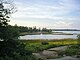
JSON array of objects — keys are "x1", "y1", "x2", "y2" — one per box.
[{"x1": 10, "y1": 0, "x2": 80, "y2": 29}]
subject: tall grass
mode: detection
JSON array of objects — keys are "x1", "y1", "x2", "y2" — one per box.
[{"x1": 19, "y1": 39, "x2": 77, "y2": 52}]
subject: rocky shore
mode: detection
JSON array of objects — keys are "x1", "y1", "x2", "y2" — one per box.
[{"x1": 32, "y1": 46, "x2": 80, "y2": 60}]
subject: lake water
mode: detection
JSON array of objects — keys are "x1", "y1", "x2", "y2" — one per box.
[
  {"x1": 20, "y1": 31, "x2": 80, "y2": 40},
  {"x1": 53, "y1": 31, "x2": 80, "y2": 35}
]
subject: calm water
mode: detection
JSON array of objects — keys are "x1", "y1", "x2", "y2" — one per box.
[
  {"x1": 20, "y1": 31, "x2": 80, "y2": 40},
  {"x1": 53, "y1": 31, "x2": 80, "y2": 35}
]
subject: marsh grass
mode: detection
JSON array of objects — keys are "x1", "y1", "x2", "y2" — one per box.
[
  {"x1": 20, "y1": 39, "x2": 77, "y2": 45},
  {"x1": 19, "y1": 39, "x2": 77, "y2": 52}
]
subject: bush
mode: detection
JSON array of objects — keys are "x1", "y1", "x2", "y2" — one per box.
[
  {"x1": 64, "y1": 45, "x2": 80, "y2": 56},
  {"x1": 41, "y1": 41, "x2": 49, "y2": 45},
  {"x1": 0, "y1": 39, "x2": 37, "y2": 60},
  {"x1": 0, "y1": 26, "x2": 20, "y2": 41}
]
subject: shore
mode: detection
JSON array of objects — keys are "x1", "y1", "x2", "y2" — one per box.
[{"x1": 19, "y1": 32, "x2": 74, "y2": 36}]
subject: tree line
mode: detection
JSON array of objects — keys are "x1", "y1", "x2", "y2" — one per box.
[{"x1": 10, "y1": 25, "x2": 52, "y2": 33}]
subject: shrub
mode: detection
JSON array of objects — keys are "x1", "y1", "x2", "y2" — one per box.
[
  {"x1": 64, "y1": 45, "x2": 80, "y2": 56},
  {"x1": 41, "y1": 41, "x2": 49, "y2": 45}
]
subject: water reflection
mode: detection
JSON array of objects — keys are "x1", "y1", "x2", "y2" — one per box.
[{"x1": 20, "y1": 31, "x2": 80, "y2": 40}]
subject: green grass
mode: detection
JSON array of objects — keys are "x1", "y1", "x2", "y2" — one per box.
[
  {"x1": 20, "y1": 39, "x2": 77, "y2": 45},
  {"x1": 19, "y1": 39, "x2": 78, "y2": 53},
  {"x1": 19, "y1": 36, "x2": 80, "y2": 58}
]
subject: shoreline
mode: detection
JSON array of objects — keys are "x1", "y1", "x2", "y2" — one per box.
[
  {"x1": 19, "y1": 38, "x2": 77, "y2": 41},
  {"x1": 19, "y1": 32, "x2": 76, "y2": 36}
]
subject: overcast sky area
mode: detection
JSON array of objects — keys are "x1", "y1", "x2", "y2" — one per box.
[{"x1": 10, "y1": 0, "x2": 80, "y2": 29}]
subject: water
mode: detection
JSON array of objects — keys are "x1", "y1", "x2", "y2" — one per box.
[
  {"x1": 20, "y1": 34, "x2": 77, "y2": 40},
  {"x1": 53, "y1": 31, "x2": 80, "y2": 35},
  {"x1": 20, "y1": 31, "x2": 80, "y2": 40}
]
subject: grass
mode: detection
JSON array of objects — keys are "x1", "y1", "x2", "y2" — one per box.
[
  {"x1": 19, "y1": 39, "x2": 78, "y2": 53},
  {"x1": 18, "y1": 39, "x2": 80, "y2": 59},
  {"x1": 20, "y1": 39, "x2": 77, "y2": 45}
]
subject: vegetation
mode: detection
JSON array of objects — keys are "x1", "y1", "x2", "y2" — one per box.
[
  {"x1": 77, "y1": 34, "x2": 80, "y2": 45},
  {"x1": 0, "y1": 25, "x2": 19, "y2": 40},
  {"x1": 20, "y1": 39, "x2": 77, "y2": 53},
  {"x1": 17, "y1": 26, "x2": 52, "y2": 35},
  {"x1": 57, "y1": 35, "x2": 80, "y2": 57},
  {"x1": 62, "y1": 44, "x2": 80, "y2": 58},
  {"x1": 19, "y1": 38, "x2": 80, "y2": 59},
  {"x1": 3, "y1": 25, "x2": 52, "y2": 36},
  {"x1": 63, "y1": 45, "x2": 80, "y2": 57},
  {"x1": 0, "y1": 0, "x2": 37, "y2": 60},
  {"x1": 0, "y1": 0, "x2": 80, "y2": 60},
  {"x1": 0, "y1": 39, "x2": 37, "y2": 60},
  {"x1": 41, "y1": 41, "x2": 49, "y2": 45}
]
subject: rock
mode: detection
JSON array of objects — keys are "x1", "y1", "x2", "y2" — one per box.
[
  {"x1": 42, "y1": 50, "x2": 58, "y2": 58},
  {"x1": 48, "y1": 46, "x2": 68, "y2": 52},
  {"x1": 32, "y1": 53, "x2": 46, "y2": 59},
  {"x1": 33, "y1": 46, "x2": 69, "y2": 59},
  {"x1": 33, "y1": 50, "x2": 58, "y2": 59}
]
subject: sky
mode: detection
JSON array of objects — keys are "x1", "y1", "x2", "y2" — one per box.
[{"x1": 9, "y1": 0, "x2": 80, "y2": 29}]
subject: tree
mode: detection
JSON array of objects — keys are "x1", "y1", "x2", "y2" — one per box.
[
  {"x1": 0, "y1": 25, "x2": 20, "y2": 40},
  {"x1": 0, "y1": 0, "x2": 18, "y2": 40},
  {"x1": 0, "y1": 0, "x2": 16, "y2": 26},
  {"x1": 0, "y1": 1, "x2": 37, "y2": 60}
]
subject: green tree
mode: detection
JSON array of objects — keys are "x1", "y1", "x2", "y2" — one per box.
[
  {"x1": 0, "y1": 25, "x2": 20, "y2": 41},
  {"x1": 0, "y1": 0, "x2": 37, "y2": 60},
  {"x1": 0, "y1": 0, "x2": 16, "y2": 27},
  {"x1": 0, "y1": 0, "x2": 19, "y2": 41}
]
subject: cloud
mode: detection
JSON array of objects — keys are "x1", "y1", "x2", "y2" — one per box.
[
  {"x1": 12, "y1": 0, "x2": 79, "y2": 17},
  {"x1": 10, "y1": 0, "x2": 80, "y2": 29},
  {"x1": 53, "y1": 21, "x2": 73, "y2": 28}
]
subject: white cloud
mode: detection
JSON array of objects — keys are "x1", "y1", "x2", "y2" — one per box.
[
  {"x1": 53, "y1": 21, "x2": 73, "y2": 28},
  {"x1": 9, "y1": 0, "x2": 80, "y2": 29},
  {"x1": 11, "y1": 0, "x2": 76, "y2": 18}
]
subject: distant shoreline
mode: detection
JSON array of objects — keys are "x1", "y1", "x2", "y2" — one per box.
[
  {"x1": 52, "y1": 29, "x2": 80, "y2": 31},
  {"x1": 19, "y1": 32, "x2": 76, "y2": 36},
  {"x1": 19, "y1": 38, "x2": 77, "y2": 41}
]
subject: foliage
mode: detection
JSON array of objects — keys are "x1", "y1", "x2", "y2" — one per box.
[
  {"x1": 0, "y1": 0, "x2": 16, "y2": 26},
  {"x1": 64, "y1": 45, "x2": 80, "y2": 57},
  {"x1": 0, "y1": 0, "x2": 19, "y2": 40},
  {"x1": 18, "y1": 26, "x2": 41, "y2": 33},
  {"x1": 42, "y1": 28, "x2": 52, "y2": 33},
  {"x1": 25, "y1": 43, "x2": 62, "y2": 53},
  {"x1": 0, "y1": 39, "x2": 37, "y2": 60},
  {"x1": 19, "y1": 39, "x2": 77, "y2": 53},
  {"x1": 0, "y1": 0, "x2": 37, "y2": 60},
  {"x1": 41, "y1": 41, "x2": 49, "y2": 45},
  {"x1": 15, "y1": 26, "x2": 52, "y2": 35},
  {"x1": 21, "y1": 39, "x2": 77, "y2": 46},
  {"x1": 77, "y1": 34, "x2": 80, "y2": 45},
  {"x1": 0, "y1": 25, "x2": 19, "y2": 40}
]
